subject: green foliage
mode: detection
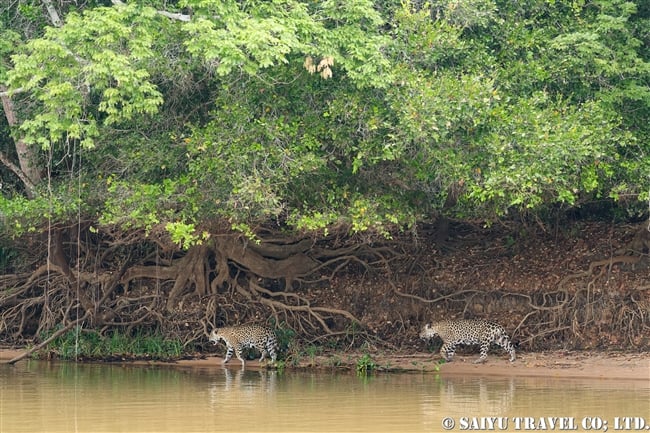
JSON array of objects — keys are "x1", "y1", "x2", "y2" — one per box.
[
  {"x1": 166, "y1": 221, "x2": 209, "y2": 249},
  {"x1": 0, "y1": 29, "x2": 21, "y2": 81},
  {"x1": 37, "y1": 326, "x2": 184, "y2": 360},
  {"x1": 547, "y1": 1, "x2": 647, "y2": 100},
  {"x1": 380, "y1": 0, "x2": 649, "y2": 220},
  {"x1": 465, "y1": 95, "x2": 633, "y2": 216},
  {"x1": 390, "y1": 3, "x2": 467, "y2": 70},
  {"x1": 273, "y1": 359, "x2": 287, "y2": 373},
  {"x1": 179, "y1": 0, "x2": 391, "y2": 87},
  {"x1": 7, "y1": 3, "x2": 164, "y2": 149},
  {"x1": 303, "y1": 344, "x2": 322, "y2": 362},
  {"x1": 355, "y1": 353, "x2": 376, "y2": 375},
  {"x1": 0, "y1": 188, "x2": 84, "y2": 237},
  {"x1": 99, "y1": 176, "x2": 197, "y2": 232},
  {"x1": 1, "y1": 0, "x2": 648, "y2": 242},
  {"x1": 273, "y1": 325, "x2": 297, "y2": 353}
]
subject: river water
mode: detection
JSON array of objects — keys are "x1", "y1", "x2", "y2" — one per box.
[{"x1": 1, "y1": 360, "x2": 648, "y2": 432}]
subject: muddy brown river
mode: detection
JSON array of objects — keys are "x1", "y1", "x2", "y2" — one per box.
[{"x1": 1, "y1": 360, "x2": 649, "y2": 432}]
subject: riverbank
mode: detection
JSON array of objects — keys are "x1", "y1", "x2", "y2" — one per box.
[{"x1": 2, "y1": 348, "x2": 648, "y2": 381}]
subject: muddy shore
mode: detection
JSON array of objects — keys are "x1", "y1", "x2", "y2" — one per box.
[{"x1": 2, "y1": 349, "x2": 648, "y2": 381}]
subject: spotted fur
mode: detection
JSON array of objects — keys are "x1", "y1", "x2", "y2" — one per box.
[
  {"x1": 209, "y1": 324, "x2": 278, "y2": 367},
  {"x1": 420, "y1": 319, "x2": 516, "y2": 364}
]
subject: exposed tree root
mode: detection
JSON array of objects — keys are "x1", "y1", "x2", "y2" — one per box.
[
  {"x1": 395, "y1": 250, "x2": 650, "y2": 351},
  {"x1": 1, "y1": 221, "x2": 649, "y2": 356},
  {"x1": 0, "y1": 224, "x2": 388, "y2": 350},
  {"x1": 5, "y1": 312, "x2": 90, "y2": 364}
]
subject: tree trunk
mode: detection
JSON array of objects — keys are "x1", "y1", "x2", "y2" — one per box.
[
  {"x1": 0, "y1": 85, "x2": 41, "y2": 197},
  {"x1": 42, "y1": 0, "x2": 63, "y2": 27}
]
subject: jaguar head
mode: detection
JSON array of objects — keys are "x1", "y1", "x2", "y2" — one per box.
[
  {"x1": 419, "y1": 323, "x2": 438, "y2": 340},
  {"x1": 209, "y1": 329, "x2": 222, "y2": 345}
]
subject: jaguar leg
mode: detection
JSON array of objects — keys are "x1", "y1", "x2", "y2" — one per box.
[
  {"x1": 234, "y1": 347, "x2": 246, "y2": 367},
  {"x1": 440, "y1": 343, "x2": 455, "y2": 362},
  {"x1": 474, "y1": 343, "x2": 489, "y2": 364},
  {"x1": 269, "y1": 345, "x2": 277, "y2": 362},
  {"x1": 494, "y1": 335, "x2": 516, "y2": 362},
  {"x1": 259, "y1": 349, "x2": 267, "y2": 362},
  {"x1": 503, "y1": 338, "x2": 517, "y2": 362},
  {"x1": 222, "y1": 345, "x2": 233, "y2": 364}
]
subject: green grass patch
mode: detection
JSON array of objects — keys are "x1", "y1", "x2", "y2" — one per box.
[
  {"x1": 35, "y1": 326, "x2": 184, "y2": 361},
  {"x1": 355, "y1": 353, "x2": 376, "y2": 375}
]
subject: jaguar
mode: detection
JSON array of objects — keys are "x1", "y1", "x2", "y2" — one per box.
[
  {"x1": 419, "y1": 319, "x2": 516, "y2": 364},
  {"x1": 209, "y1": 324, "x2": 278, "y2": 367}
]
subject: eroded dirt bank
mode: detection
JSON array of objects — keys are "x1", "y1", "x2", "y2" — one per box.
[
  {"x1": 2, "y1": 221, "x2": 648, "y2": 368},
  {"x1": 171, "y1": 351, "x2": 650, "y2": 381}
]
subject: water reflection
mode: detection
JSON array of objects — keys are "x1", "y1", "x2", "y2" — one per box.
[
  {"x1": 1, "y1": 361, "x2": 648, "y2": 432},
  {"x1": 434, "y1": 376, "x2": 517, "y2": 416},
  {"x1": 207, "y1": 368, "x2": 279, "y2": 417}
]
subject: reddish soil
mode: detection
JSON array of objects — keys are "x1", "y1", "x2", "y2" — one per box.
[{"x1": 358, "y1": 220, "x2": 650, "y2": 351}]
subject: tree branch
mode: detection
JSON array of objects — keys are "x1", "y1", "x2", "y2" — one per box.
[
  {"x1": 4, "y1": 311, "x2": 91, "y2": 365},
  {"x1": 1, "y1": 84, "x2": 41, "y2": 196},
  {"x1": 0, "y1": 88, "x2": 24, "y2": 98},
  {"x1": 0, "y1": 151, "x2": 37, "y2": 198},
  {"x1": 42, "y1": 0, "x2": 63, "y2": 27},
  {"x1": 111, "y1": 0, "x2": 191, "y2": 22},
  {"x1": 156, "y1": 10, "x2": 191, "y2": 22}
]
